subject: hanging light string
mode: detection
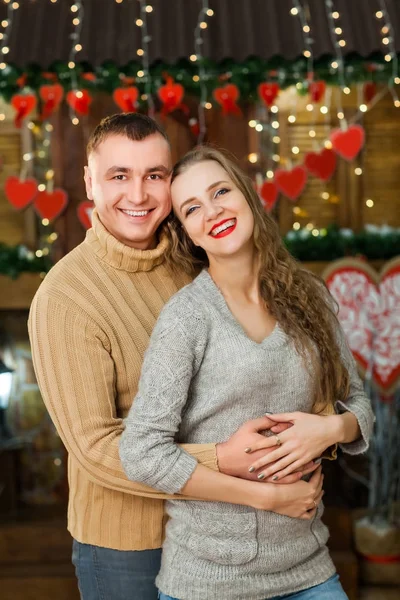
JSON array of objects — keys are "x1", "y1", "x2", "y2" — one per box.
[
  {"x1": 192, "y1": 1, "x2": 214, "y2": 144},
  {"x1": 291, "y1": 1, "x2": 313, "y2": 77},
  {"x1": 376, "y1": 0, "x2": 400, "y2": 107},
  {"x1": 68, "y1": 1, "x2": 84, "y2": 125},
  {"x1": 0, "y1": 0, "x2": 19, "y2": 71},
  {"x1": 137, "y1": 1, "x2": 155, "y2": 116},
  {"x1": 324, "y1": 0, "x2": 348, "y2": 129}
]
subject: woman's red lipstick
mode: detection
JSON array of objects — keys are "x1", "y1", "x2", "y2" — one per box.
[{"x1": 209, "y1": 218, "x2": 237, "y2": 239}]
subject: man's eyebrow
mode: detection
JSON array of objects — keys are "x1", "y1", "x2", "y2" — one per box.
[
  {"x1": 145, "y1": 165, "x2": 171, "y2": 175},
  {"x1": 105, "y1": 166, "x2": 132, "y2": 176},
  {"x1": 179, "y1": 181, "x2": 230, "y2": 213}
]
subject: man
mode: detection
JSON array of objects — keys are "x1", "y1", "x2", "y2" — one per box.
[{"x1": 29, "y1": 114, "x2": 316, "y2": 600}]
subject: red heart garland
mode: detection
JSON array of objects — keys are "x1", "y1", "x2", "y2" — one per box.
[
  {"x1": 189, "y1": 118, "x2": 200, "y2": 138},
  {"x1": 157, "y1": 76, "x2": 187, "y2": 115},
  {"x1": 5, "y1": 176, "x2": 38, "y2": 210},
  {"x1": 330, "y1": 124, "x2": 365, "y2": 161},
  {"x1": 113, "y1": 86, "x2": 139, "y2": 112},
  {"x1": 364, "y1": 82, "x2": 377, "y2": 104},
  {"x1": 11, "y1": 93, "x2": 37, "y2": 128},
  {"x1": 66, "y1": 90, "x2": 92, "y2": 116},
  {"x1": 309, "y1": 80, "x2": 326, "y2": 103},
  {"x1": 39, "y1": 84, "x2": 64, "y2": 121},
  {"x1": 324, "y1": 258, "x2": 400, "y2": 395},
  {"x1": 259, "y1": 180, "x2": 279, "y2": 212},
  {"x1": 213, "y1": 84, "x2": 242, "y2": 116},
  {"x1": 304, "y1": 148, "x2": 337, "y2": 181},
  {"x1": 77, "y1": 201, "x2": 94, "y2": 230},
  {"x1": 275, "y1": 166, "x2": 308, "y2": 201},
  {"x1": 258, "y1": 82, "x2": 280, "y2": 108},
  {"x1": 34, "y1": 189, "x2": 68, "y2": 221}
]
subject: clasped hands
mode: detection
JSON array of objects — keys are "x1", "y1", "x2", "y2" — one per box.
[{"x1": 217, "y1": 412, "x2": 338, "y2": 484}]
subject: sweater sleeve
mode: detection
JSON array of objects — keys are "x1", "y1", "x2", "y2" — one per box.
[
  {"x1": 334, "y1": 319, "x2": 375, "y2": 455},
  {"x1": 28, "y1": 292, "x2": 217, "y2": 501},
  {"x1": 119, "y1": 293, "x2": 208, "y2": 494}
]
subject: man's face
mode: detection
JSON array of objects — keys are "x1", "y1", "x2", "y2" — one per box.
[{"x1": 84, "y1": 133, "x2": 172, "y2": 249}]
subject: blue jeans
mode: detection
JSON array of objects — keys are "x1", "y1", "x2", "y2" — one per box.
[
  {"x1": 72, "y1": 539, "x2": 162, "y2": 600},
  {"x1": 158, "y1": 573, "x2": 348, "y2": 600}
]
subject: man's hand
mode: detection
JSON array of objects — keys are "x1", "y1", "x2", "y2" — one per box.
[{"x1": 216, "y1": 416, "x2": 320, "y2": 484}]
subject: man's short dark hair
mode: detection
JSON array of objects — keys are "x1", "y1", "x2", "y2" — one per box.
[{"x1": 87, "y1": 113, "x2": 169, "y2": 157}]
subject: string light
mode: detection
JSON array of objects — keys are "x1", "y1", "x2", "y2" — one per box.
[
  {"x1": 376, "y1": 0, "x2": 400, "y2": 107},
  {"x1": 325, "y1": 0, "x2": 348, "y2": 129},
  {"x1": 0, "y1": 0, "x2": 19, "y2": 70},
  {"x1": 291, "y1": 1, "x2": 313, "y2": 67},
  {"x1": 68, "y1": 1, "x2": 84, "y2": 124},
  {"x1": 136, "y1": 1, "x2": 155, "y2": 116},
  {"x1": 193, "y1": 1, "x2": 214, "y2": 143},
  {"x1": 248, "y1": 153, "x2": 258, "y2": 164}
]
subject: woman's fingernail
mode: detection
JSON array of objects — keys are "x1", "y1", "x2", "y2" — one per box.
[
  {"x1": 257, "y1": 473, "x2": 265, "y2": 480},
  {"x1": 265, "y1": 412, "x2": 273, "y2": 415},
  {"x1": 272, "y1": 475, "x2": 279, "y2": 481},
  {"x1": 248, "y1": 466, "x2": 255, "y2": 473},
  {"x1": 314, "y1": 458, "x2": 322, "y2": 465},
  {"x1": 244, "y1": 447, "x2": 251, "y2": 453}
]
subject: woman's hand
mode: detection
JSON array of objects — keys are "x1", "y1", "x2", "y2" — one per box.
[
  {"x1": 255, "y1": 466, "x2": 324, "y2": 519},
  {"x1": 216, "y1": 415, "x2": 320, "y2": 484},
  {"x1": 244, "y1": 412, "x2": 341, "y2": 481}
]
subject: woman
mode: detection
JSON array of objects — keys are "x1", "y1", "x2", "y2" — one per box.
[{"x1": 120, "y1": 147, "x2": 373, "y2": 600}]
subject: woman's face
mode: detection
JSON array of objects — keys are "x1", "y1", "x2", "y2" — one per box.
[{"x1": 171, "y1": 160, "x2": 255, "y2": 261}]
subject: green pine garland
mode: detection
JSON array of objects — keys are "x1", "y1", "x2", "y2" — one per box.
[
  {"x1": 0, "y1": 243, "x2": 52, "y2": 279},
  {"x1": 0, "y1": 53, "x2": 398, "y2": 104},
  {"x1": 1, "y1": 225, "x2": 399, "y2": 279}
]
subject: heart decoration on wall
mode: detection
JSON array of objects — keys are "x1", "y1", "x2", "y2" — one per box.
[
  {"x1": 113, "y1": 86, "x2": 139, "y2": 112},
  {"x1": 275, "y1": 166, "x2": 308, "y2": 201},
  {"x1": 11, "y1": 93, "x2": 37, "y2": 128},
  {"x1": 258, "y1": 82, "x2": 280, "y2": 108},
  {"x1": 77, "y1": 201, "x2": 94, "y2": 230},
  {"x1": 5, "y1": 176, "x2": 38, "y2": 210},
  {"x1": 66, "y1": 90, "x2": 93, "y2": 116},
  {"x1": 259, "y1": 180, "x2": 279, "y2": 212},
  {"x1": 157, "y1": 76, "x2": 187, "y2": 115},
  {"x1": 330, "y1": 124, "x2": 365, "y2": 161},
  {"x1": 323, "y1": 257, "x2": 400, "y2": 395},
  {"x1": 213, "y1": 83, "x2": 242, "y2": 116},
  {"x1": 39, "y1": 83, "x2": 64, "y2": 121},
  {"x1": 304, "y1": 148, "x2": 337, "y2": 181},
  {"x1": 34, "y1": 189, "x2": 68, "y2": 221},
  {"x1": 309, "y1": 80, "x2": 326, "y2": 103}
]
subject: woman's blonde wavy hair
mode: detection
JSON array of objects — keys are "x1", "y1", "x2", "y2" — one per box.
[{"x1": 165, "y1": 146, "x2": 349, "y2": 411}]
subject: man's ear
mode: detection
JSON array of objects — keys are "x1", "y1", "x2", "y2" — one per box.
[{"x1": 84, "y1": 165, "x2": 94, "y2": 201}]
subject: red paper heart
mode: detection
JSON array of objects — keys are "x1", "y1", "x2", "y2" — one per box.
[
  {"x1": 324, "y1": 258, "x2": 400, "y2": 395},
  {"x1": 11, "y1": 93, "x2": 37, "y2": 128},
  {"x1": 5, "y1": 176, "x2": 38, "y2": 210},
  {"x1": 113, "y1": 87, "x2": 139, "y2": 112},
  {"x1": 213, "y1": 84, "x2": 242, "y2": 116},
  {"x1": 304, "y1": 148, "x2": 337, "y2": 181},
  {"x1": 363, "y1": 82, "x2": 377, "y2": 104},
  {"x1": 39, "y1": 84, "x2": 64, "y2": 120},
  {"x1": 330, "y1": 125, "x2": 365, "y2": 161},
  {"x1": 309, "y1": 80, "x2": 326, "y2": 103},
  {"x1": 66, "y1": 90, "x2": 92, "y2": 116},
  {"x1": 77, "y1": 201, "x2": 94, "y2": 230},
  {"x1": 157, "y1": 77, "x2": 184, "y2": 114},
  {"x1": 258, "y1": 82, "x2": 279, "y2": 108},
  {"x1": 275, "y1": 166, "x2": 307, "y2": 201},
  {"x1": 34, "y1": 189, "x2": 68, "y2": 221},
  {"x1": 260, "y1": 180, "x2": 279, "y2": 211}
]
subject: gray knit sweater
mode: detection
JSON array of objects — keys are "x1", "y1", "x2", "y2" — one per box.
[{"x1": 120, "y1": 270, "x2": 373, "y2": 600}]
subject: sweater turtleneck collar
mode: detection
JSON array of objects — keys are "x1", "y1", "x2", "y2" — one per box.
[{"x1": 85, "y1": 209, "x2": 169, "y2": 272}]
